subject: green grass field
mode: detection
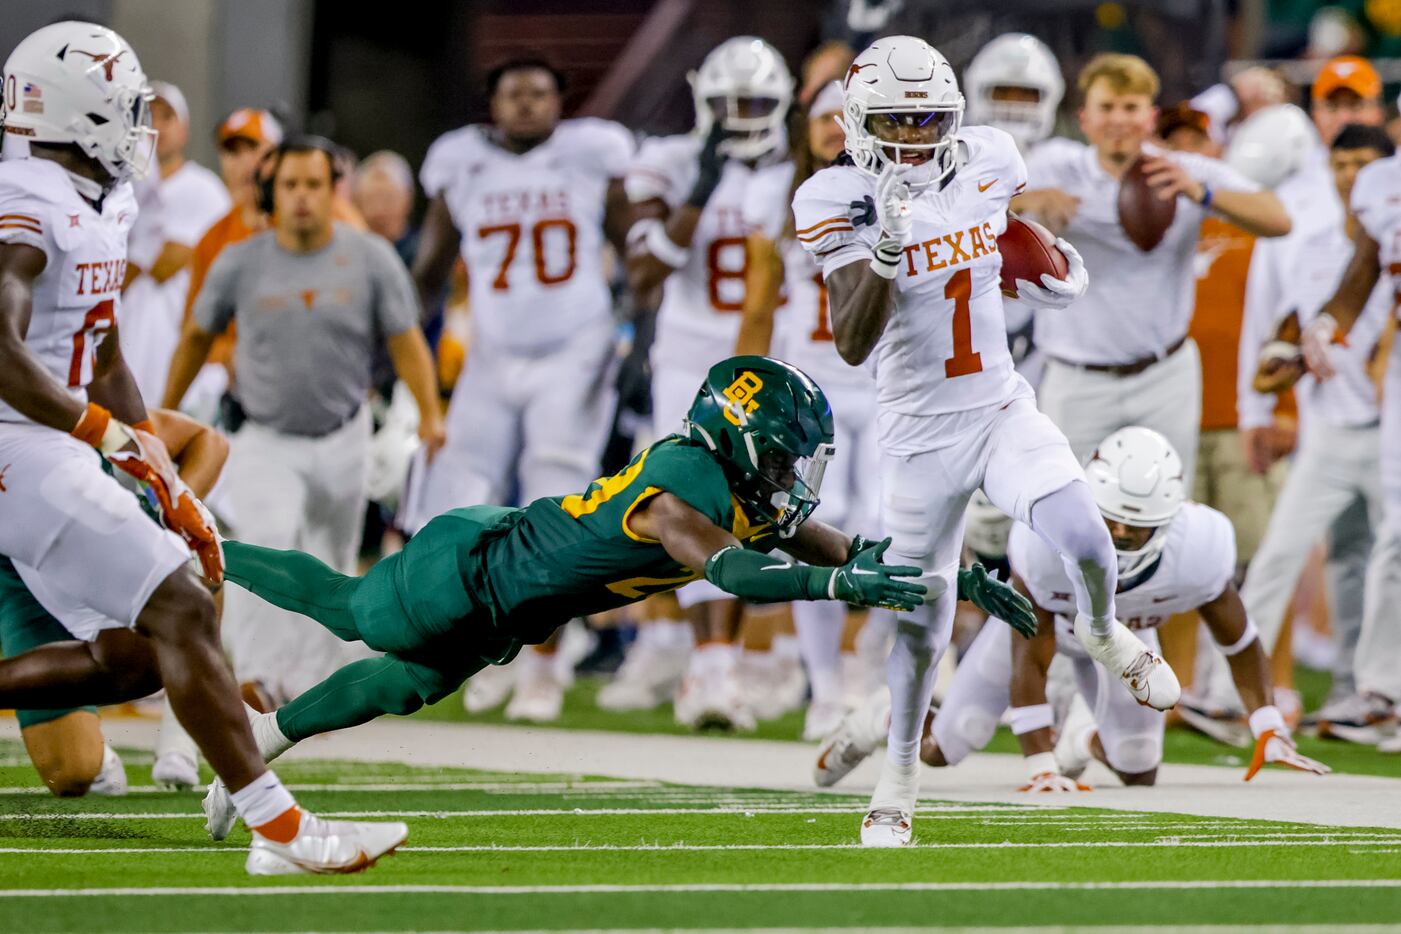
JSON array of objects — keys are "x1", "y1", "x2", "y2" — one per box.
[{"x1": 0, "y1": 736, "x2": 1399, "y2": 932}]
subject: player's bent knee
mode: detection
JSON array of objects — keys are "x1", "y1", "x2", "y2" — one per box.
[
  {"x1": 399, "y1": 659, "x2": 469, "y2": 713},
  {"x1": 89, "y1": 630, "x2": 162, "y2": 700},
  {"x1": 951, "y1": 707, "x2": 998, "y2": 759},
  {"x1": 1104, "y1": 733, "x2": 1162, "y2": 777},
  {"x1": 22, "y1": 714, "x2": 103, "y2": 797}
]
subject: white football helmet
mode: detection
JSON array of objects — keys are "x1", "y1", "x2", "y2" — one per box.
[
  {"x1": 839, "y1": 35, "x2": 964, "y2": 191},
  {"x1": 1, "y1": 22, "x2": 154, "y2": 184},
  {"x1": 1084, "y1": 427, "x2": 1185, "y2": 579},
  {"x1": 964, "y1": 33, "x2": 1064, "y2": 151},
  {"x1": 1225, "y1": 103, "x2": 1318, "y2": 189},
  {"x1": 690, "y1": 37, "x2": 793, "y2": 161}
]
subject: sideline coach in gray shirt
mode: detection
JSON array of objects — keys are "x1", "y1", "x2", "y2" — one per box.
[{"x1": 163, "y1": 136, "x2": 444, "y2": 704}]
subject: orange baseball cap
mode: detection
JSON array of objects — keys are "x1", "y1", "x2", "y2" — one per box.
[
  {"x1": 216, "y1": 107, "x2": 284, "y2": 147},
  {"x1": 1312, "y1": 56, "x2": 1381, "y2": 101}
]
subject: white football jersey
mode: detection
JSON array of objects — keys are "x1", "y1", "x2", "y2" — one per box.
[
  {"x1": 0, "y1": 158, "x2": 138, "y2": 424},
  {"x1": 738, "y1": 161, "x2": 875, "y2": 403},
  {"x1": 1009, "y1": 501, "x2": 1236, "y2": 642},
  {"x1": 627, "y1": 134, "x2": 795, "y2": 369},
  {"x1": 1025, "y1": 139, "x2": 1258, "y2": 365},
  {"x1": 422, "y1": 118, "x2": 633, "y2": 355},
  {"x1": 1238, "y1": 159, "x2": 1388, "y2": 432},
  {"x1": 792, "y1": 126, "x2": 1026, "y2": 434}
]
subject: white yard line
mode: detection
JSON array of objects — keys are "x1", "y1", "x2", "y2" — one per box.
[
  {"x1": 0, "y1": 780, "x2": 664, "y2": 796},
  {"x1": 7, "y1": 717, "x2": 1400, "y2": 829},
  {"x1": 0, "y1": 805, "x2": 1054, "y2": 820},
  {"x1": 0, "y1": 838, "x2": 1398, "y2": 856},
  {"x1": 2, "y1": 879, "x2": 1400, "y2": 897}
]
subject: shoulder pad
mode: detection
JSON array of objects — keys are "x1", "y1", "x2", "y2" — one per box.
[{"x1": 792, "y1": 165, "x2": 872, "y2": 255}]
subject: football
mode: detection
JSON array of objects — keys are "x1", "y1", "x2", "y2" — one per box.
[
  {"x1": 1252, "y1": 309, "x2": 1307, "y2": 394},
  {"x1": 998, "y1": 214, "x2": 1070, "y2": 297},
  {"x1": 1117, "y1": 153, "x2": 1177, "y2": 251}
]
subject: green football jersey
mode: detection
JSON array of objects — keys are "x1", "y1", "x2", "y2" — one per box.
[{"x1": 470, "y1": 435, "x2": 779, "y2": 642}]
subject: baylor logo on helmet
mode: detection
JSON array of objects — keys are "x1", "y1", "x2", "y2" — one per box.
[{"x1": 722, "y1": 372, "x2": 763, "y2": 427}]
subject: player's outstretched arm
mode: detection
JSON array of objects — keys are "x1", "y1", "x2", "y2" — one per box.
[
  {"x1": 631, "y1": 492, "x2": 924, "y2": 610},
  {"x1": 150, "y1": 408, "x2": 229, "y2": 499},
  {"x1": 1198, "y1": 584, "x2": 1330, "y2": 780},
  {"x1": 0, "y1": 243, "x2": 91, "y2": 431},
  {"x1": 161, "y1": 317, "x2": 218, "y2": 411},
  {"x1": 825, "y1": 260, "x2": 896, "y2": 366},
  {"x1": 1008, "y1": 594, "x2": 1088, "y2": 791}
]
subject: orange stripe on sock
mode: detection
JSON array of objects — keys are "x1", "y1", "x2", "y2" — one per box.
[{"x1": 253, "y1": 805, "x2": 302, "y2": 844}]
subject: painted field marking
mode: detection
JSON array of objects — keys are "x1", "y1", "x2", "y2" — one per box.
[
  {"x1": 3, "y1": 880, "x2": 1401, "y2": 897},
  {"x1": 0, "y1": 805, "x2": 1062, "y2": 820}
]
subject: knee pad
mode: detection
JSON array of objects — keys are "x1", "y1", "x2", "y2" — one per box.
[{"x1": 1103, "y1": 732, "x2": 1162, "y2": 776}]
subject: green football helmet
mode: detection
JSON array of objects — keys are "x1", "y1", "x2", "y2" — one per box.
[{"x1": 684, "y1": 355, "x2": 836, "y2": 532}]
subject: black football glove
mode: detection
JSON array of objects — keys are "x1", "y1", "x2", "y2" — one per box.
[{"x1": 686, "y1": 123, "x2": 728, "y2": 208}]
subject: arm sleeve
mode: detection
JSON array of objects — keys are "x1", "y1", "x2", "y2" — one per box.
[
  {"x1": 0, "y1": 188, "x2": 51, "y2": 259},
  {"x1": 624, "y1": 136, "x2": 690, "y2": 206},
  {"x1": 1237, "y1": 237, "x2": 1283, "y2": 429},
  {"x1": 189, "y1": 246, "x2": 242, "y2": 335},
  {"x1": 703, "y1": 545, "x2": 831, "y2": 602},
  {"x1": 368, "y1": 234, "x2": 420, "y2": 337},
  {"x1": 792, "y1": 169, "x2": 875, "y2": 277}
]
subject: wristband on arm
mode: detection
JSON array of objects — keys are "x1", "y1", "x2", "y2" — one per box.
[{"x1": 1215, "y1": 617, "x2": 1259, "y2": 657}]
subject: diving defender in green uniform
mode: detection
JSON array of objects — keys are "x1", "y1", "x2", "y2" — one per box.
[{"x1": 203, "y1": 356, "x2": 1035, "y2": 838}]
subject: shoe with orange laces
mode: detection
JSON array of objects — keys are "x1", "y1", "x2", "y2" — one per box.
[{"x1": 245, "y1": 806, "x2": 408, "y2": 876}]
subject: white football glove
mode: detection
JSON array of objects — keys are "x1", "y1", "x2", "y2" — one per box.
[
  {"x1": 1014, "y1": 237, "x2": 1088, "y2": 310},
  {"x1": 1300, "y1": 313, "x2": 1340, "y2": 380},
  {"x1": 874, "y1": 162, "x2": 914, "y2": 244},
  {"x1": 1243, "y1": 708, "x2": 1330, "y2": 781}
]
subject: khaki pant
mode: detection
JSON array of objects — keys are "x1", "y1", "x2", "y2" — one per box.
[{"x1": 1192, "y1": 428, "x2": 1286, "y2": 565}]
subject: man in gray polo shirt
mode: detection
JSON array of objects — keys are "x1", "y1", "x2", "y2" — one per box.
[{"x1": 164, "y1": 136, "x2": 443, "y2": 705}]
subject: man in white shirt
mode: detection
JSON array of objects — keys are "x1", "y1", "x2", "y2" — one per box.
[
  {"x1": 1013, "y1": 54, "x2": 1290, "y2": 485},
  {"x1": 120, "y1": 81, "x2": 230, "y2": 405}
]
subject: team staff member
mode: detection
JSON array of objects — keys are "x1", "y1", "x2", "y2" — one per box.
[
  {"x1": 164, "y1": 137, "x2": 444, "y2": 707},
  {"x1": 1014, "y1": 54, "x2": 1290, "y2": 484}
]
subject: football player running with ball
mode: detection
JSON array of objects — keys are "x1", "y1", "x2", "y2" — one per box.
[
  {"x1": 793, "y1": 36, "x2": 1179, "y2": 847},
  {"x1": 201, "y1": 356, "x2": 1036, "y2": 839}
]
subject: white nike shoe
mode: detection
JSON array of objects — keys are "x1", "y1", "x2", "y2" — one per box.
[
  {"x1": 87, "y1": 745, "x2": 128, "y2": 797},
  {"x1": 743, "y1": 652, "x2": 807, "y2": 721},
  {"x1": 803, "y1": 699, "x2": 848, "y2": 742},
  {"x1": 813, "y1": 689, "x2": 889, "y2": 787},
  {"x1": 1073, "y1": 615, "x2": 1180, "y2": 710},
  {"x1": 1053, "y1": 694, "x2": 1096, "y2": 780},
  {"x1": 203, "y1": 778, "x2": 237, "y2": 841},
  {"x1": 152, "y1": 752, "x2": 200, "y2": 791},
  {"x1": 860, "y1": 759, "x2": 918, "y2": 847},
  {"x1": 463, "y1": 659, "x2": 517, "y2": 714},
  {"x1": 246, "y1": 811, "x2": 408, "y2": 875},
  {"x1": 504, "y1": 665, "x2": 565, "y2": 723},
  {"x1": 674, "y1": 669, "x2": 756, "y2": 732},
  {"x1": 597, "y1": 639, "x2": 689, "y2": 711}
]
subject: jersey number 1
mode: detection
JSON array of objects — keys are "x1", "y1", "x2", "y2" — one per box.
[
  {"x1": 68, "y1": 300, "x2": 116, "y2": 388},
  {"x1": 944, "y1": 267, "x2": 983, "y2": 378}
]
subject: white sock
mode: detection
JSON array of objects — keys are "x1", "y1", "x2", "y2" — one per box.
[
  {"x1": 870, "y1": 758, "x2": 919, "y2": 810},
  {"x1": 656, "y1": 619, "x2": 694, "y2": 650},
  {"x1": 250, "y1": 709, "x2": 294, "y2": 763},
  {"x1": 794, "y1": 599, "x2": 844, "y2": 703},
  {"x1": 229, "y1": 769, "x2": 296, "y2": 827},
  {"x1": 691, "y1": 641, "x2": 737, "y2": 679}
]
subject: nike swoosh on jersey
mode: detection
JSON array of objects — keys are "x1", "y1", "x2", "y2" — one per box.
[
  {"x1": 977, "y1": 179, "x2": 997, "y2": 192},
  {"x1": 1151, "y1": 595, "x2": 1178, "y2": 604}
]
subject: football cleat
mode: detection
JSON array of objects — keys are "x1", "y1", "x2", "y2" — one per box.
[
  {"x1": 743, "y1": 651, "x2": 807, "y2": 721},
  {"x1": 504, "y1": 666, "x2": 565, "y2": 723},
  {"x1": 246, "y1": 812, "x2": 407, "y2": 875},
  {"x1": 860, "y1": 760, "x2": 918, "y2": 847},
  {"x1": 1315, "y1": 692, "x2": 1397, "y2": 745},
  {"x1": 462, "y1": 660, "x2": 517, "y2": 714},
  {"x1": 597, "y1": 638, "x2": 690, "y2": 712},
  {"x1": 87, "y1": 744, "x2": 128, "y2": 797},
  {"x1": 803, "y1": 699, "x2": 849, "y2": 743},
  {"x1": 1073, "y1": 615, "x2": 1179, "y2": 710},
  {"x1": 814, "y1": 689, "x2": 889, "y2": 787},
  {"x1": 152, "y1": 752, "x2": 200, "y2": 791},
  {"x1": 203, "y1": 778, "x2": 237, "y2": 841},
  {"x1": 674, "y1": 669, "x2": 756, "y2": 733},
  {"x1": 1376, "y1": 733, "x2": 1401, "y2": 754}
]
